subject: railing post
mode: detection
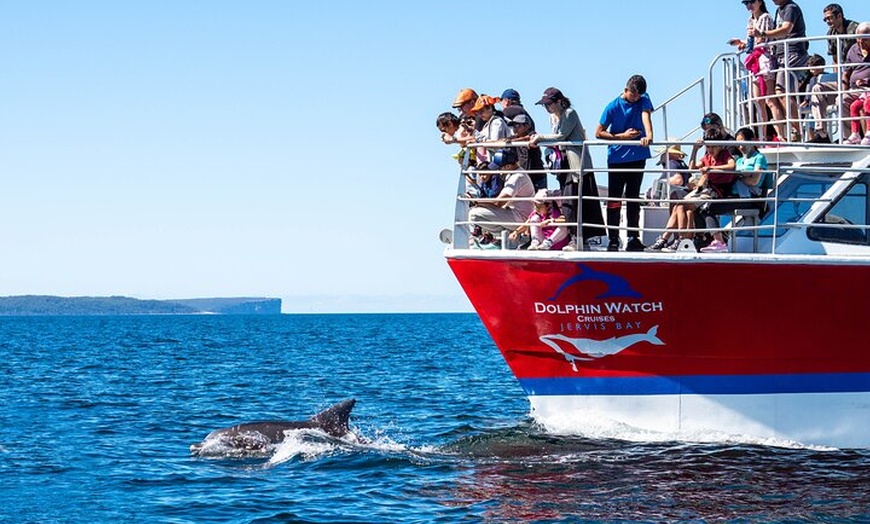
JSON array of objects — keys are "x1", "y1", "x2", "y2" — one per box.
[
  {"x1": 577, "y1": 144, "x2": 587, "y2": 247},
  {"x1": 452, "y1": 150, "x2": 472, "y2": 249},
  {"x1": 661, "y1": 106, "x2": 668, "y2": 145}
]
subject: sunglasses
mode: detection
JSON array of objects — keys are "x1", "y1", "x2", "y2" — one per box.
[{"x1": 741, "y1": 0, "x2": 755, "y2": 5}]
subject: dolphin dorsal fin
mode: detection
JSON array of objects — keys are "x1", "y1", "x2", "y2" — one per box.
[{"x1": 310, "y1": 399, "x2": 356, "y2": 437}]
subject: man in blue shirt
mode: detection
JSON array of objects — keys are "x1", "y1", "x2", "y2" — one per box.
[{"x1": 595, "y1": 74, "x2": 654, "y2": 251}]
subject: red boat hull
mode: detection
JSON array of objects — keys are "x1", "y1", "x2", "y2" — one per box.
[{"x1": 448, "y1": 255, "x2": 870, "y2": 445}]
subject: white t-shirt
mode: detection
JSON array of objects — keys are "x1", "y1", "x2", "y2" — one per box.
[{"x1": 502, "y1": 171, "x2": 535, "y2": 218}]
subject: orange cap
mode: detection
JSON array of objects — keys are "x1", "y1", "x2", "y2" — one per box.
[
  {"x1": 470, "y1": 95, "x2": 500, "y2": 114},
  {"x1": 452, "y1": 88, "x2": 478, "y2": 108}
]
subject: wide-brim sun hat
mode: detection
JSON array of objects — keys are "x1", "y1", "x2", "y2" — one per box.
[{"x1": 663, "y1": 145, "x2": 686, "y2": 157}]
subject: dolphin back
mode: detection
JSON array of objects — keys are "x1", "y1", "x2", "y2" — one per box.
[
  {"x1": 191, "y1": 399, "x2": 358, "y2": 455},
  {"x1": 310, "y1": 398, "x2": 356, "y2": 437},
  {"x1": 215, "y1": 421, "x2": 304, "y2": 442}
]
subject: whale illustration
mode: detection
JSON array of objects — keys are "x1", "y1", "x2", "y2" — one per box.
[
  {"x1": 548, "y1": 263, "x2": 642, "y2": 301},
  {"x1": 190, "y1": 399, "x2": 357, "y2": 456},
  {"x1": 539, "y1": 326, "x2": 664, "y2": 371}
]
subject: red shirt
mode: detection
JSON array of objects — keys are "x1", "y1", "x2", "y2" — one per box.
[{"x1": 701, "y1": 149, "x2": 736, "y2": 195}]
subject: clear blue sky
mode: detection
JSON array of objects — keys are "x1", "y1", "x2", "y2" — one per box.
[{"x1": 0, "y1": 1, "x2": 855, "y2": 312}]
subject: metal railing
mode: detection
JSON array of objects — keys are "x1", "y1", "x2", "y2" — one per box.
[
  {"x1": 448, "y1": 32, "x2": 870, "y2": 253},
  {"x1": 721, "y1": 33, "x2": 870, "y2": 143},
  {"x1": 451, "y1": 138, "x2": 870, "y2": 254}
]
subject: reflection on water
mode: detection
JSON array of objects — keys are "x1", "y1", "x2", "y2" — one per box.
[{"x1": 433, "y1": 426, "x2": 870, "y2": 522}]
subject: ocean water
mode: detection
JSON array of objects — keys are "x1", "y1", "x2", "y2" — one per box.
[{"x1": 1, "y1": 314, "x2": 868, "y2": 523}]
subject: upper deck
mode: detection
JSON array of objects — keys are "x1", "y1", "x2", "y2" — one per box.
[{"x1": 444, "y1": 31, "x2": 870, "y2": 262}]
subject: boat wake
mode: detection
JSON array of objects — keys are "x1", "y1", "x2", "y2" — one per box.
[
  {"x1": 192, "y1": 424, "x2": 442, "y2": 467},
  {"x1": 267, "y1": 429, "x2": 362, "y2": 465},
  {"x1": 533, "y1": 410, "x2": 836, "y2": 451}
]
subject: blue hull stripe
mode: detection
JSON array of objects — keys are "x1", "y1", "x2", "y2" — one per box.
[{"x1": 519, "y1": 373, "x2": 870, "y2": 396}]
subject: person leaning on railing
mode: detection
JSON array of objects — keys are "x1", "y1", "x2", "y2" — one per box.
[
  {"x1": 504, "y1": 114, "x2": 546, "y2": 191},
  {"x1": 469, "y1": 95, "x2": 510, "y2": 164},
  {"x1": 499, "y1": 89, "x2": 536, "y2": 133},
  {"x1": 436, "y1": 112, "x2": 476, "y2": 159},
  {"x1": 451, "y1": 88, "x2": 480, "y2": 132},
  {"x1": 594, "y1": 74, "x2": 654, "y2": 252},
  {"x1": 529, "y1": 87, "x2": 606, "y2": 250}
]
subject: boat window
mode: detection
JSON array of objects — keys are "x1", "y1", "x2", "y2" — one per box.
[
  {"x1": 807, "y1": 174, "x2": 870, "y2": 245},
  {"x1": 745, "y1": 170, "x2": 838, "y2": 238}
]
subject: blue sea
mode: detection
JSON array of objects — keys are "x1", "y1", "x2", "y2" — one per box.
[{"x1": 1, "y1": 314, "x2": 868, "y2": 523}]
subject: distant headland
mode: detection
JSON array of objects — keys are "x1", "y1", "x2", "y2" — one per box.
[{"x1": 0, "y1": 296, "x2": 282, "y2": 316}]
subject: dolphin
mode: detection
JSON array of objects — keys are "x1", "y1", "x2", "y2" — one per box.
[
  {"x1": 540, "y1": 326, "x2": 664, "y2": 371},
  {"x1": 190, "y1": 399, "x2": 357, "y2": 456},
  {"x1": 548, "y1": 263, "x2": 642, "y2": 302}
]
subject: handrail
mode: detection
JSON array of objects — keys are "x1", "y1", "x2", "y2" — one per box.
[
  {"x1": 725, "y1": 32, "x2": 868, "y2": 143},
  {"x1": 451, "y1": 29, "x2": 870, "y2": 252},
  {"x1": 451, "y1": 138, "x2": 870, "y2": 253},
  {"x1": 655, "y1": 78, "x2": 706, "y2": 112},
  {"x1": 707, "y1": 52, "x2": 739, "y2": 115}
]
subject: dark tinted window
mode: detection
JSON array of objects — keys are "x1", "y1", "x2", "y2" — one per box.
[
  {"x1": 737, "y1": 168, "x2": 839, "y2": 239},
  {"x1": 808, "y1": 174, "x2": 869, "y2": 245}
]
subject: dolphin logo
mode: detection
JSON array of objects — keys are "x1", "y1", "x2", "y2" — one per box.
[
  {"x1": 539, "y1": 326, "x2": 664, "y2": 371},
  {"x1": 548, "y1": 263, "x2": 642, "y2": 301},
  {"x1": 190, "y1": 399, "x2": 357, "y2": 456}
]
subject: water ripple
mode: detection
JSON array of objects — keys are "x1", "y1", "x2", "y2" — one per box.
[{"x1": 0, "y1": 314, "x2": 867, "y2": 523}]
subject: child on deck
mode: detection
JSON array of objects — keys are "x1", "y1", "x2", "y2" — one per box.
[
  {"x1": 436, "y1": 112, "x2": 476, "y2": 165},
  {"x1": 466, "y1": 165, "x2": 503, "y2": 201},
  {"x1": 845, "y1": 82, "x2": 870, "y2": 145},
  {"x1": 508, "y1": 189, "x2": 569, "y2": 251}
]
